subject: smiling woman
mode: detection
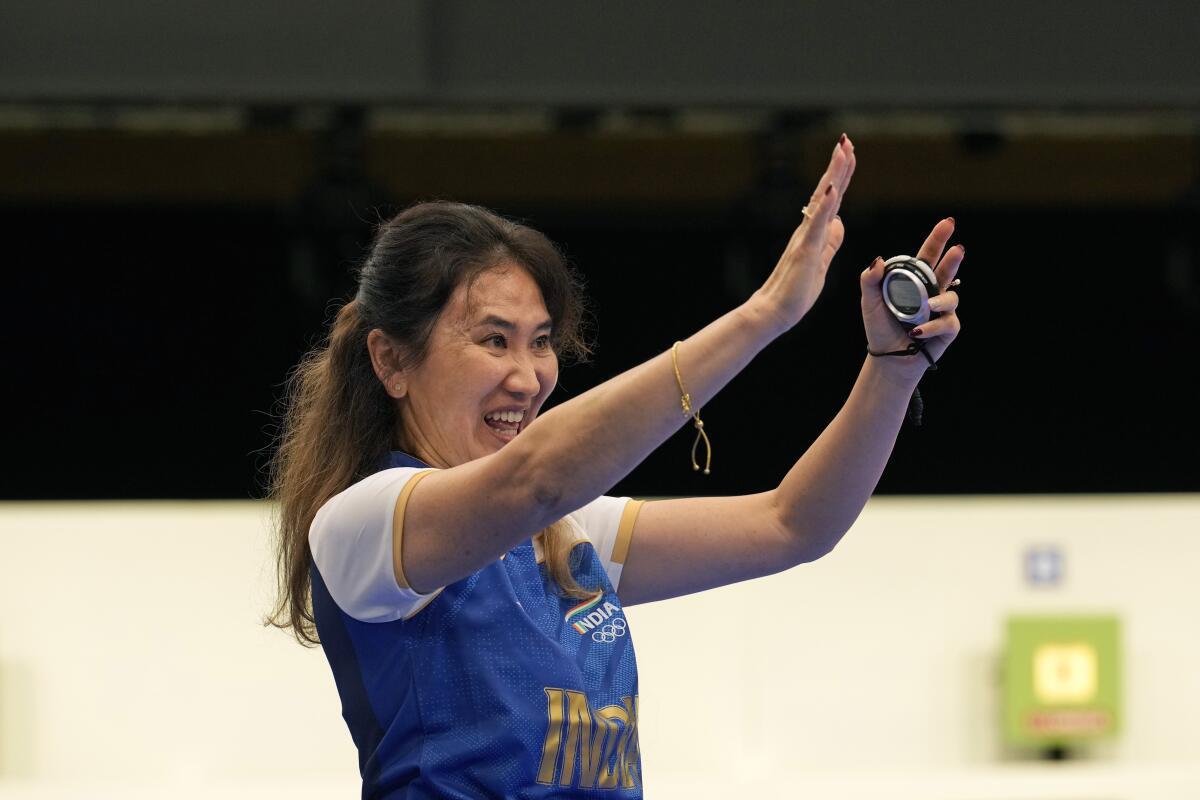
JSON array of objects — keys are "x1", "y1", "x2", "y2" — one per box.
[
  {"x1": 266, "y1": 136, "x2": 969, "y2": 798},
  {"x1": 268, "y1": 203, "x2": 595, "y2": 629},
  {"x1": 376, "y1": 265, "x2": 560, "y2": 463}
]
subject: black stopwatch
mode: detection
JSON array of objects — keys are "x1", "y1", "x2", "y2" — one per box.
[{"x1": 881, "y1": 255, "x2": 940, "y2": 329}]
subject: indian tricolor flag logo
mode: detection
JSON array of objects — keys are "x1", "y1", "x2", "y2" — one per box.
[{"x1": 565, "y1": 590, "x2": 621, "y2": 634}]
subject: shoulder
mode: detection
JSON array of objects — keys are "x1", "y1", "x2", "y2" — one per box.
[
  {"x1": 565, "y1": 495, "x2": 645, "y2": 591},
  {"x1": 310, "y1": 467, "x2": 431, "y2": 552},
  {"x1": 310, "y1": 466, "x2": 437, "y2": 623}
]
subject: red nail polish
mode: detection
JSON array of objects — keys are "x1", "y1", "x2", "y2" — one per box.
[
  {"x1": 825, "y1": 183, "x2": 834, "y2": 196},
  {"x1": 838, "y1": 133, "x2": 846, "y2": 144},
  {"x1": 910, "y1": 328, "x2": 924, "y2": 338}
]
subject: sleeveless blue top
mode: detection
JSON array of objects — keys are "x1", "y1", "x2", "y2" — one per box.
[{"x1": 311, "y1": 451, "x2": 643, "y2": 799}]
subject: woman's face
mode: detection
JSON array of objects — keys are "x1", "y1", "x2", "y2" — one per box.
[{"x1": 397, "y1": 263, "x2": 559, "y2": 468}]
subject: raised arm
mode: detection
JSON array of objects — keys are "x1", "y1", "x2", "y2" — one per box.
[
  {"x1": 400, "y1": 137, "x2": 857, "y2": 593},
  {"x1": 613, "y1": 219, "x2": 965, "y2": 606}
]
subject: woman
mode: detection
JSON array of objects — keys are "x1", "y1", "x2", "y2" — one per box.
[{"x1": 268, "y1": 135, "x2": 964, "y2": 798}]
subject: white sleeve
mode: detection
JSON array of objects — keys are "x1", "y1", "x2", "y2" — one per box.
[
  {"x1": 309, "y1": 467, "x2": 441, "y2": 623},
  {"x1": 566, "y1": 495, "x2": 645, "y2": 591}
]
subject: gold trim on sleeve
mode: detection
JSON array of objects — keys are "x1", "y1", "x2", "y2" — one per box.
[
  {"x1": 391, "y1": 469, "x2": 436, "y2": 592},
  {"x1": 611, "y1": 500, "x2": 645, "y2": 565}
]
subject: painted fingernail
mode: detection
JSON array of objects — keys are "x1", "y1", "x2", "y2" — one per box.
[
  {"x1": 910, "y1": 328, "x2": 924, "y2": 338},
  {"x1": 838, "y1": 132, "x2": 847, "y2": 144},
  {"x1": 824, "y1": 183, "x2": 834, "y2": 196}
]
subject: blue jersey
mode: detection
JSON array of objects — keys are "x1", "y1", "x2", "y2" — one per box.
[{"x1": 310, "y1": 451, "x2": 644, "y2": 799}]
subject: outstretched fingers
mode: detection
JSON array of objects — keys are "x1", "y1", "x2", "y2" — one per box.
[
  {"x1": 916, "y1": 217, "x2": 956, "y2": 272},
  {"x1": 935, "y1": 244, "x2": 965, "y2": 290},
  {"x1": 837, "y1": 141, "x2": 856, "y2": 198},
  {"x1": 798, "y1": 137, "x2": 855, "y2": 257},
  {"x1": 801, "y1": 136, "x2": 854, "y2": 219},
  {"x1": 818, "y1": 136, "x2": 854, "y2": 217},
  {"x1": 806, "y1": 183, "x2": 841, "y2": 247}
]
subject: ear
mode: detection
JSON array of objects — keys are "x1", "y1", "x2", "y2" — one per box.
[{"x1": 366, "y1": 328, "x2": 407, "y2": 399}]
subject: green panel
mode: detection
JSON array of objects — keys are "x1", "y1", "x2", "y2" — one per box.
[{"x1": 1003, "y1": 615, "x2": 1122, "y2": 747}]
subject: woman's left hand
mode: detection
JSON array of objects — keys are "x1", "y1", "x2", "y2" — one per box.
[{"x1": 860, "y1": 217, "x2": 964, "y2": 375}]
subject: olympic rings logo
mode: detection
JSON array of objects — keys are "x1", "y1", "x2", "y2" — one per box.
[{"x1": 591, "y1": 617, "x2": 627, "y2": 644}]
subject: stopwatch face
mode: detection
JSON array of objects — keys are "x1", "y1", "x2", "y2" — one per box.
[{"x1": 885, "y1": 273, "x2": 923, "y2": 315}]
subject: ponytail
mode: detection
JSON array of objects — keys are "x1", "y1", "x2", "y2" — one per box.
[
  {"x1": 266, "y1": 298, "x2": 395, "y2": 645},
  {"x1": 541, "y1": 520, "x2": 591, "y2": 600}
]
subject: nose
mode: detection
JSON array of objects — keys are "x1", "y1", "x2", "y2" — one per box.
[{"x1": 503, "y1": 352, "x2": 543, "y2": 398}]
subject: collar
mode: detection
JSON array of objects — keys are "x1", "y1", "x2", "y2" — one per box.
[{"x1": 387, "y1": 450, "x2": 430, "y2": 470}]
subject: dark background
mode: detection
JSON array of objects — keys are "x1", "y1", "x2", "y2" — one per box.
[{"x1": 4, "y1": 1, "x2": 1198, "y2": 499}]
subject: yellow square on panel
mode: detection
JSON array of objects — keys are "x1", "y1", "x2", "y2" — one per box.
[{"x1": 1033, "y1": 642, "x2": 1098, "y2": 704}]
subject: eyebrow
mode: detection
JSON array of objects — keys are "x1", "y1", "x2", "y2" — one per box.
[{"x1": 474, "y1": 314, "x2": 552, "y2": 332}]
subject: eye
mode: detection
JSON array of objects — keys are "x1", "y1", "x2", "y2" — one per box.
[
  {"x1": 532, "y1": 334, "x2": 551, "y2": 350},
  {"x1": 484, "y1": 333, "x2": 507, "y2": 349}
]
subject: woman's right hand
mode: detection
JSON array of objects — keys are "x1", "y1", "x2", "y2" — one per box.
[{"x1": 753, "y1": 135, "x2": 856, "y2": 331}]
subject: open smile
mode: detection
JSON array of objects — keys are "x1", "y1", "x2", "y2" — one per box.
[{"x1": 483, "y1": 408, "x2": 527, "y2": 443}]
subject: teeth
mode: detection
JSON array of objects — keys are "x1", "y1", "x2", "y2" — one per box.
[{"x1": 485, "y1": 410, "x2": 525, "y2": 423}]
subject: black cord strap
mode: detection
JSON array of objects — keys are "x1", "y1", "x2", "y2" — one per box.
[
  {"x1": 867, "y1": 341, "x2": 937, "y2": 370},
  {"x1": 867, "y1": 340, "x2": 936, "y2": 426}
]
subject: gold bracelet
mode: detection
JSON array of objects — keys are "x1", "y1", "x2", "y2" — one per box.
[{"x1": 671, "y1": 341, "x2": 712, "y2": 475}]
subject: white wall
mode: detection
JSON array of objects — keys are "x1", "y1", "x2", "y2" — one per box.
[{"x1": 1, "y1": 496, "x2": 1198, "y2": 798}]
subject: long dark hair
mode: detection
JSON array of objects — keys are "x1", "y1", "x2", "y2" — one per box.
[{"x1": 267, "y1": 201, "x2": 591, "y2": 645}]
